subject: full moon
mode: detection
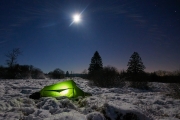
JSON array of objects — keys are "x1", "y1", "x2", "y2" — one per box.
[
  {"x1": 73, "y1": 14, "x2": 81, "y2": 23},
  {"x1": 69, "y1": 13, "x2": 82, "y2": 26}
]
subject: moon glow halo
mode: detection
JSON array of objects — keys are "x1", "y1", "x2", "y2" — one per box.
[{"x1": 73, "y1": 14, "x2": 81, "y2": 23}]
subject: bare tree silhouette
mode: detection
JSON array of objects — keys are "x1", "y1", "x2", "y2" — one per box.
[{"x1": 5, "y1": 48, "x2": 22, "y2": 68}]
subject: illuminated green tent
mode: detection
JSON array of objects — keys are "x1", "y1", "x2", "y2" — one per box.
[{"x1": 40, "y1": 80, "x2": 87, "y2": 98}]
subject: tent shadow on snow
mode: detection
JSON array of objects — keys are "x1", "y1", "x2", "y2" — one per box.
[{"x1": 29, "y1": 80, "x2": 91, "y2": 99}]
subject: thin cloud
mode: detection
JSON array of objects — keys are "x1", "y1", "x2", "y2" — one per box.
[{"x1": 0, "y1": 40, "x2": 7, "y2": 44}]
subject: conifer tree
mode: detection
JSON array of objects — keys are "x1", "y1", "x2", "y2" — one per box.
[
  {"x1": 127, "y1": 52, "x2": 145, "y2": 75},
  {"x1": 127, "y1": 52, "x2": 148, "y2": 89},
  {"x1": 88, "y1": 51, "x2": 103, "y2": 74},
  {"x1": 66, "y1": 71, "x2": 69, "y2": 77}
]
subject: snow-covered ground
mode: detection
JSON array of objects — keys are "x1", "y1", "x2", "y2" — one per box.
[{"x1": 0, "y1": 78, "x2": 179, "y2": 120}]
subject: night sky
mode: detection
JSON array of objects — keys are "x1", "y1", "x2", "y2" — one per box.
[{"x1": 0, "y1": 0, "x2": 180, "y2": 73}]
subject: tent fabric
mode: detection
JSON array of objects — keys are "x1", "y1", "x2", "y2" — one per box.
[{"x1": 40, "y1": 80, "x2": 85, "y2": 98}]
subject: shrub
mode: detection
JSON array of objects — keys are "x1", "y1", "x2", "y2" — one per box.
[
  {"x1": 119, "y1": 70, "x2": 127, "y2": 79},
  {"x1": 129, "y1": 81, "x2": 149, "y2": 90},
  {"x1": 89, "y1": 66, "x2": 125, "y2": 88},
  {"x1": 168, "y1": 83, "x2": 180, "y2": 99},
  {"x1": 48, "y1": 68, "x2": 65, "y2": 79},
  {"x1": 127, "y1": 73, "x2": 149, "y2": 90},
  {"x1": 31, "y1": 68, "x2": 45, "y2": 79}
]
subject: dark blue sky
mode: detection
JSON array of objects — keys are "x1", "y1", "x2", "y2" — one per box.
[{"x1": 0, "y1": 0, "x2": 180, "y2": 73}]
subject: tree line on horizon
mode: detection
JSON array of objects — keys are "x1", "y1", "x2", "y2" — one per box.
[
  {"x1": 0, "y1": 48, "x2": 180, "y2": 83},
  {"x1": 87, "y1": 51, "x2": 180, "y2": 88},
  {"x1": 0, "y1": 48, "x2": 45, "y2": 79}
]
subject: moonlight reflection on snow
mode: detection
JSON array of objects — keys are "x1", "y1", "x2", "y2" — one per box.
[{"x1": 0, "y1": 78, "x2": 180, "y2": 120}]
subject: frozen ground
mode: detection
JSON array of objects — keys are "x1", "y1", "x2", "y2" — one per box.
[{"x1": 0, "y1": 78, "x2": 179, "y2": 120}]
